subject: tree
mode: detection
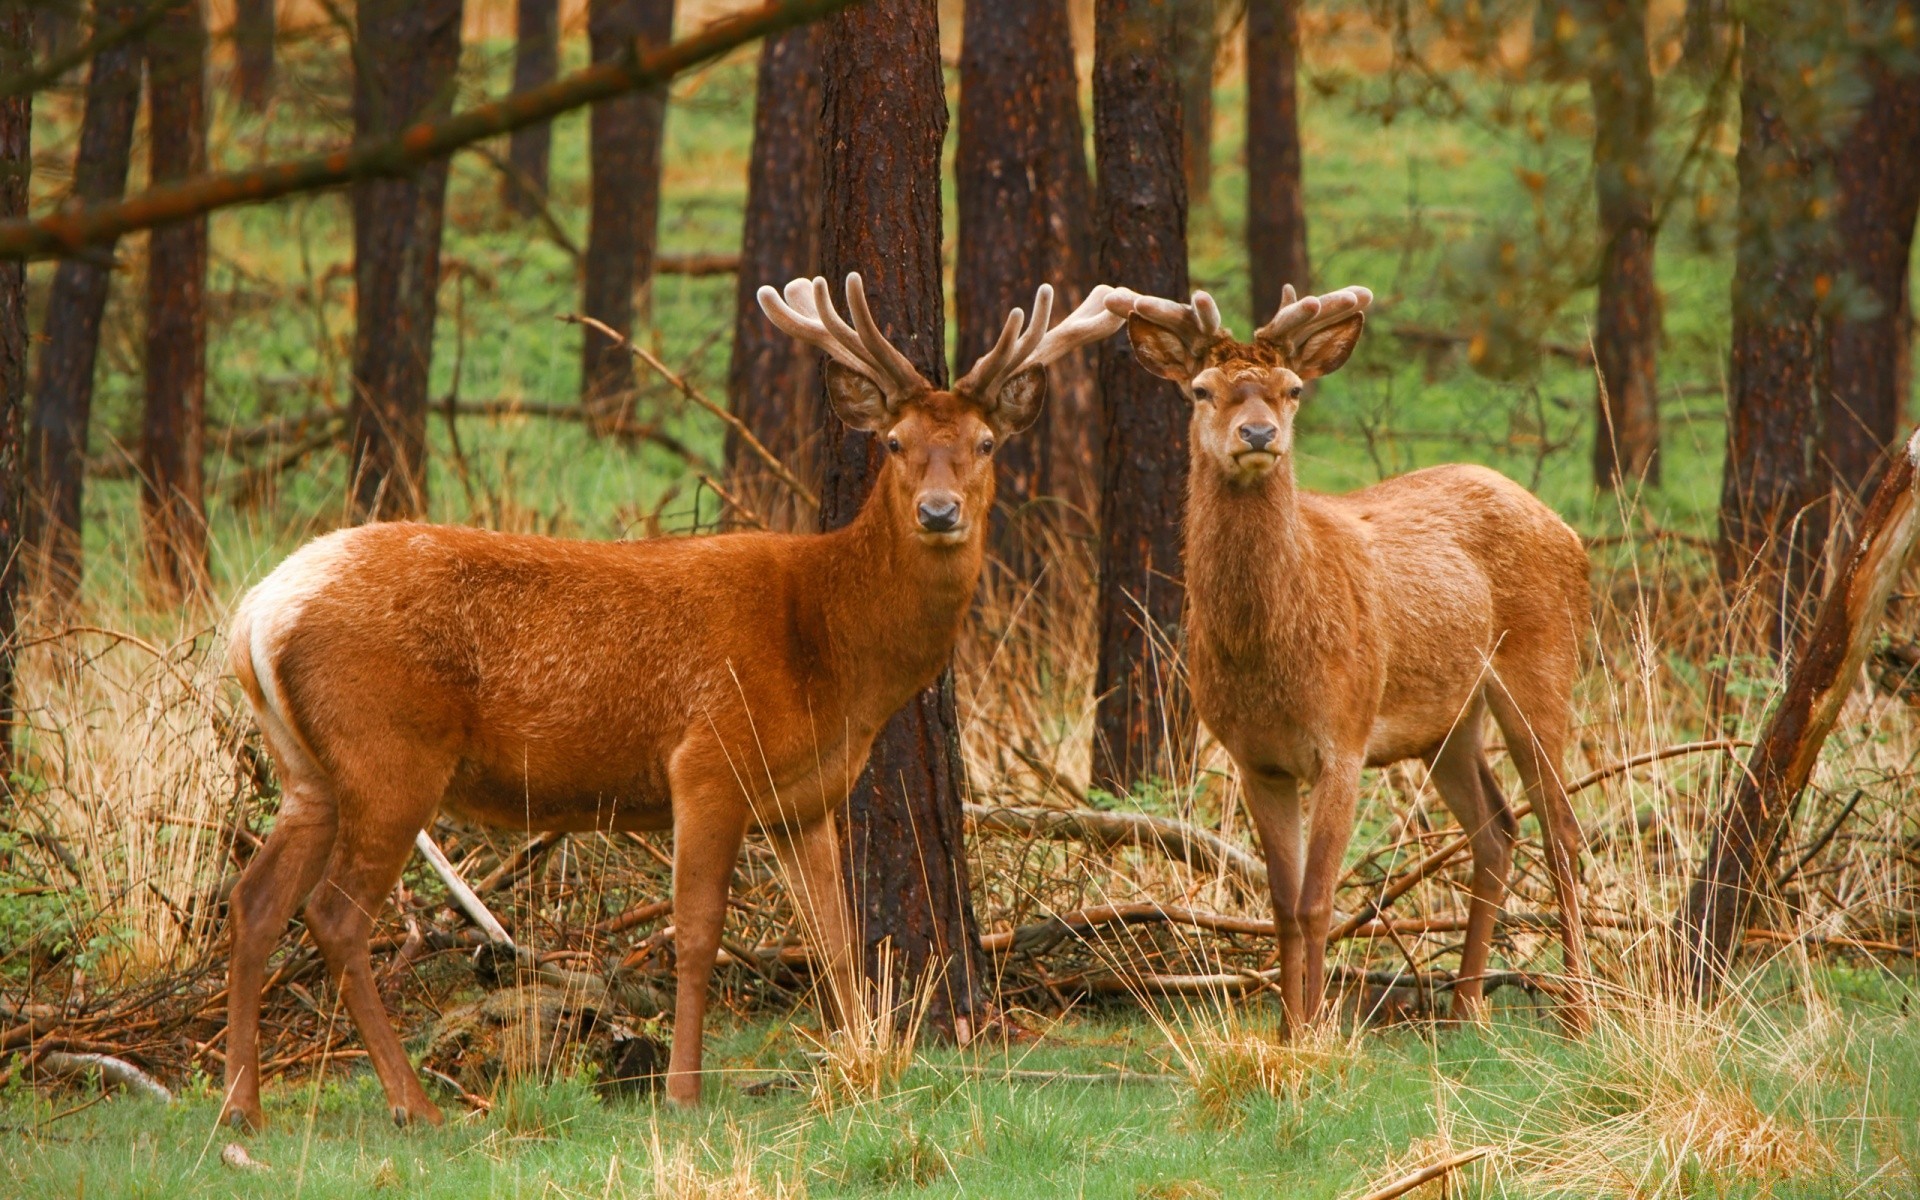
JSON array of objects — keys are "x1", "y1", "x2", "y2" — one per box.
[
  {"x1": 725, "y1": 24, "x2": 822, "y2": 530},
  {"x1": 1172, "y1": 0, "x2": 1216, "y2": 207},
  {"x1": 1681, "y1": 0, "x2": 1729, "y2": 77},
  {"x1": 1247, "y1": 0, "x2": 1310, "y2": 321},
  {"x1": 817, "y1": 0, "x2": 985, "y2": 1037},
  {"x1": 1825, "y1": 4, "x2": 1920, "y2": 507},
  {"x1": 0, "y1": 1, "x2": 30, "y2": 774},
  {"x1": 234, "y1": 0, "x2": 273, "y2": 110},
  {"x1": 1092, "y1": 0, "x2": 1194, "y2": 792},
  {"x1": 503, "y1": 0, "x2": 560, "y2": 217},
  {"x1": 580, "y1": 0, "x2": 675, "y2": 426},
  {"x1": 348, "y1": 0, "x2": 464, "y2": 523},
  {"x1": 142, "y1": 0, "x2": 208, "y2": 599},
  {"x1": 29, "y1": 0, "x2": 144, "y2": 599},
  {"x1": 955, "y1": 0, "x2": 1094, "y2": 559},
  {"x1": 1582, "y1": 0, "x2": 1661, "y2": 489}
]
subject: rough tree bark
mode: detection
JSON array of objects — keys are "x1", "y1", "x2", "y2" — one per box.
[
  {"x1": 234, "y1": 0, "x2": 274, "y2": 110},
  {"x1": 1584, "y1": 0, "x2": 1661, "y2": 488},
  {"x1": 349, "y1": 0, "x2": 464, "y2": 522},
  {"x1": 1716, "y1": 21, "x2": 1833, "y2": 649},
  {"x1": 28, "y1": 0, "x2": 143, "y2": 599},
  {"x1": 142, "y1": 0, "x2": 208, "y2": 600},
  {"x1": 503, "y1": 0, "x2": 559, "y2": 217},
  {"x1": 1682, "y1": 427, "x2": 1920, "y2": 997},
  {"x1": 580, "y1": 0, "x2": 675, "y2": 425},
  {"x1": 0, "y1": 1, "x2": 29, "y2": 774},
  {"x1": 725, "y1": 23, "x2": 821, "y2": 531},
  {"x1": 1247, "y1": 0, "x2": 1310, "y2": 321},
  {"x1": 956, "y1": 0, "x2": 1094, "y2": 560},
  {"x1": 1092, "y1": 0, "x2": 1194, "y2": 792},
  {"x1": 1172, "y1": 0, "x2": 1215, "y2": 208},
  {"x1": 818, "y1": 0, "x2": 985, "y2": 1036},
  {"x1": 1681, "y1": 0, "x2": 1729, "y2": 77},
  {"x1": 1825, "y1": 8, "x2": 1920, "y2": 507}
]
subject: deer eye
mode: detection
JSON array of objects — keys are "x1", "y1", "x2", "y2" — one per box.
[
  {"x1": 1289, "y1": 386, "x2": 1303, "y2": 399},
  {"x1": 978, "y1": 437, "x2": 994, "y2": 456},
  {"x1": 1192, "y1": 385, "x2": 1212, "y2": 401},
  {"x1": 887, "y1": 434, "x2": 903, "y2": 454}
]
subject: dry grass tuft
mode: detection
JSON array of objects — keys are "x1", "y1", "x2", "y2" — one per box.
[
  {"x1": 1154, "y1": 1008, "x2": 1365, "y2": 1125},
  {"x1": 801, "y1": 949, "x2": 934, "y2": 1112},
  {"x1": 644, "y1": 1122, "x2": 807, "y2": 1200}
]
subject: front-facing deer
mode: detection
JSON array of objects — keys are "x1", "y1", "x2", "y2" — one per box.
[
  {"x1": 1108, "y1": 285, "x2": 1592, "y2": 1033},
  {"x1": 220, "y1": 275, "x2": 1125, "y2": 1130}
]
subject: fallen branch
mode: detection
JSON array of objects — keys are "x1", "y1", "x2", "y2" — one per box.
[
  {"x1": 413, "y1": 830, "x2": 516, "y2": 948},
  {"x1": 1086, "y1": 964, "x2": 1552, "y2": 998},
  {"x1": 964, "y1": 804, "x2": 1268, "y2": 891},
  {"x1": 475, "y1": 833, "x2": 565, "y2": 896},
  {"x1": 594, "y1": 898, "x2": 673, "y2": 937},
  {"x1": 0, "y1": 0, "x2": 864, "y2": 258},
  {"x1": 37, "y1": 1051, "x2": 173, "y2": 1102},
  {"x1": 1351, "y1": 1148, "x2": 1492, "y2": 1200}
]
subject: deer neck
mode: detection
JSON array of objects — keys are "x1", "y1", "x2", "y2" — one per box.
[
  {"x1": 809, "y1": 471, "x2": 985, "y2": 725},
  {"x1": 1184, "y1": 452, "x2": 1314, "y2": 656}
]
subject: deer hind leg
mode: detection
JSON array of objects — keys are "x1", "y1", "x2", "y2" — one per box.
[
  {"x1": 1424, "y1": 705, "x2": 1516, "y2": 1024},
  {"x1": 663, "y1": 760, "x2": 751, "y2": 1106},
  {"x1": 1239, "y1": 768, "x2": 1307, "y2": 1034},
  {"x1": 1299, "y1": 755, "x2": 1364, "y2": 1026},
  {"x1": 300, "y1": 772, "x2": 450, "y2": 1128},
  {"x1": 1487, "y1": 666, "x2": 1592, "y2": 1033},
  {"x1": 222, "y1": 777, "x2": 338, "y2": 1132},
  {"x1": 770, "y1": 816, "x2": 858, "y2": 1031}
]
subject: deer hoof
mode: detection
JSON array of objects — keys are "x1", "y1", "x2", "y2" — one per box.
[
  {"x1": 392, "y1": 1101, "x2": 445, "y2": 1129},
  {"x1": 223, "y1": 1104, "x2": 264, "y2": 1133}
]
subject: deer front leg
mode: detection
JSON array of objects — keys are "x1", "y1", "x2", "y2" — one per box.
[
  {"x1": 1240, "y1": 768, "x2": 1307, "y2": 1034},
  {"x1": 1299, "y1": 755, "x2": 1364, "y2": 1026},
  {"x1": 770, "y1": 816, "x2": 859, "y2": 1030},
  {"x1": 665, "y1": 775, "x2": 750, "y2": 1106}
]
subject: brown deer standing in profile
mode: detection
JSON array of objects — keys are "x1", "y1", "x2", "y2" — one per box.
[
  {"x1": 219, "y1": 274, "x2": 1127, "y2": 1130},
  {"x1": 1107, "y1": 284, "x2": 1592, "y2": 1033}
]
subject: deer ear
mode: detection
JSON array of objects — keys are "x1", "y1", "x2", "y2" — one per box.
[
  {"x1": 1125, "y1": 314, "x2": 1199, "y2": 382},
  {"x1": 986, "y1": 366, "x2": 1047, "y2": 436},
  {"x1": 1292, "y1": 313, "x2": 1366, "y2": 380},
  {"x1": 823, "y1": 360, "x2": 892, "y2": 431}
]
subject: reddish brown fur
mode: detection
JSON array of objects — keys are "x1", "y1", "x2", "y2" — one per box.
[
  {"x1": 220, "y1": 380, "x2": 1014, "y2": 1130},
  {"x1": 1120, "y1": 292, "x2": 1593, "y2": 1033}
]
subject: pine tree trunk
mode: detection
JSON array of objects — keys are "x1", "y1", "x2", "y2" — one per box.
[
  {"x1": 579, "y1": 0, "x2": 675, "y2": 426},
  {"x1": 956, "y1": 0, "x2": 1092, "y2": 561},
  {"x1": 1825, "y1": 22, "x2": 1920, "y2": 508},
  {"x1": 1586, "y1": 0, "x2": 1661, "y2": 489},
  {"x1": 1681, "y1": 0, "x2": 1729, "y2": 77},
  {"x1": 1092, "y1": 0, "x2": 1194, "y2": 793},
  {"x1": 1716, "y1": 22, "x2": 1834, "y2": 650},
  {"x1": 818, "y1": 0, "x2": 986, "y2": 1038},
  {"x1": 0, "y1": 1, "x2": 31, "y2": 775},
  {"x1": 1246, "y1": 0, "x2": 1310, "y2": 322},
  {"x1": 725, "y1": 24, "x2": 822, "y2": 532},
  {"x1": 349, "y1": 0, "x2": 464, "y2": 523},
  {"x1": 234, "y1": 0, "x2": 274, "y2": 110},
  {"x1": 1173, "y1": 0, "x2": 1214, "y2": 208},
  {"x1": 28, "y1": 0, "x2": 143, "y2": 600},
  {"x1": 143, "y1": 0, "x2": 209, "y2": 600},
  {"x1": 503, "y1": 0, "x2": 559, "y2": 217}
]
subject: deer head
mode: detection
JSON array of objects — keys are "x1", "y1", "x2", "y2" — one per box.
[
  {"x1": 1106, "y1": 284, "x2": 1373, "y2": 484},
  {"x1": 760, "y1": 274, "x2": 1128, "y2": 543}
]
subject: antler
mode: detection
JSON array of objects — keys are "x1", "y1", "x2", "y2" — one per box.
[
  {"x1": 954, "y1": 283, "x2": 1133, "y2": 402},
  {"x1": 1100, "y1": 288, "x2": 1232, "y2": 355},
  {"x1": 1254, "y1": 283, "x2": 1374, "y2": 354},
  {"x1": 756, "y1": 273, "x2": 932, "y2": 403}
]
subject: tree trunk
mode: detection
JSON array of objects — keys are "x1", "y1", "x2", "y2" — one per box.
[
  {"x1": 818, "y1": 0, "x2": 985, "y2": 1037},
  {"x1": 725, "y1": 24, "x2": 822, "y2": 532},
  {"x1": 579, "y1": 0, "x2": 675, "y2": 425},
  {"x1": 503, "y1": 0, "x2": 559, "y2": 217},
  {"x1": 348, "y1": 0, "x2": 463, "y2": 523},
  {"x1": 1715, "y1": 23, "x2": 1832, "y2": 651},
  {"x1": 1585, "y1": 0, "x2": 1661, "y2": 489},
  {"x1": 142, "y1": 0, "x2": 208, "y2": 600},
  {"x1": 956, "y1": 0, "x2": 1092, "y2": 561},
  {"x1": 1681, "y1": 0, "x2": 1729, "y2": 77},
  {"x1": 35, "y1": 2, "x2": 73, "y2": 62},
  {"x1": 1682, "y1": 427, "x2": 1920, "y2": 997},
  {"x1": 1092, "y1": 0, "x2": 1194, "y2": 793},
  {"x1": 1825, "y1": 20, "x2": 1920, "y2": 508},
  {"x1": 233, "y1": 0, "x2": 274, "y2": 110},
  {"x1": 1172, "y1": 0, "x2": 1214, "y2": 208},
  {"x1": 28, "y1": 0, "x2": 143, "y2": 600},
  {"x1": 1246, "y1": 0, "x2": 1310, "y2": 322},
  {"x1": 0, "y1": 1, "x2": 31, "y2": 775}
]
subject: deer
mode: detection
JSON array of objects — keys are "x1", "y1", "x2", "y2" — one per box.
[
  {"x1": 218, "y1": 273, "x2": 1128, "y2": 1131},
  {"x1": 1106, "y1": 283, "x2": 1592, "y2": 1034}
]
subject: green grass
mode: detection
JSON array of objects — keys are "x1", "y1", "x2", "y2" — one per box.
[{"x1": 4, "y1": 973, "x2": 1917, "y2": 1198}]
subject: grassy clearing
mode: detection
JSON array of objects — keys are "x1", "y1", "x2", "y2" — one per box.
[{"x1": 4, "y1": 973, "x2": 1916, "y2": 1198}]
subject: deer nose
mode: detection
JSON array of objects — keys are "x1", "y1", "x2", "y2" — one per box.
[
  {"x1": 1238, "y1": 422, "x2": 1278, "y2": 451},
  {"x1": 917, "y1": 498, "x2": 961, "y2": 533}
]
